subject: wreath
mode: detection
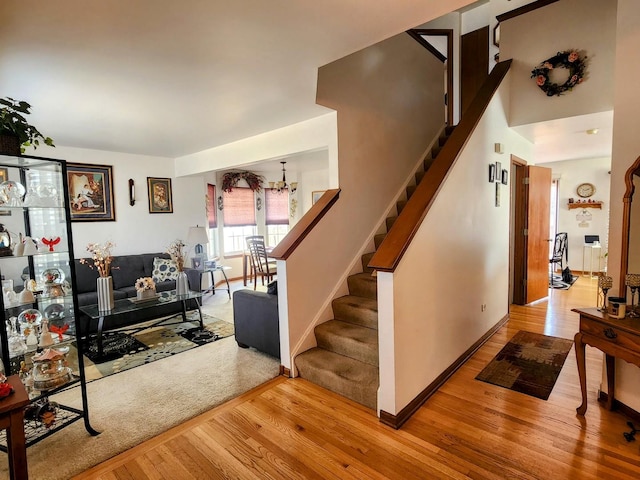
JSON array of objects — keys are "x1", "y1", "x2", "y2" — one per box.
[
  {"x1": 531, "y1": 50, "x2": 587, "y2": 97},
  {"x1": 221, "y1": 171, "x2": 264, "y2": 193}
]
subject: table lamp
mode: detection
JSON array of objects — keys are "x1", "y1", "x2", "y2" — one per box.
[{"x1": 187, "y1": 226, "x2": 209, "y2": 257}]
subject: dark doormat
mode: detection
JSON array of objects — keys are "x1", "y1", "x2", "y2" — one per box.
[
  {"x1": 84, "y1": 331, "x2": 149, "y2": 363},
  {"x1": 475, "y1": 331, "x2": 573, "y2": 400}
]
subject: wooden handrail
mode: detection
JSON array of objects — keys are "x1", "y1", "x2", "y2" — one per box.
[
  {"x1": 368, "y1": 60, "x2": 512, "y2": 272},
  {"x1": 269, "y1": 188, "x2": 341, "y2": 260}
]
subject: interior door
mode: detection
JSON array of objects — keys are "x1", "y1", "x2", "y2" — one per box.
[{"x1": 525, "y1": 165, "x2": 552, "y2": 303}]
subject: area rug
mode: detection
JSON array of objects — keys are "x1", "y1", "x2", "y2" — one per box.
[
  {"x1": 475, "y1": 331, "x2": 573, "y2": 400},
  {"x1": 81, "y1": 312, "x2": 235, "y2": 382},
  {"x1": 550, "y1": 273, "x2": 579, "y2": 290}
]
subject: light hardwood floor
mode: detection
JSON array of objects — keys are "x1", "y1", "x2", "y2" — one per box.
[{"x1": 73, "y1": 276, "x2": 640, "y2": 479}]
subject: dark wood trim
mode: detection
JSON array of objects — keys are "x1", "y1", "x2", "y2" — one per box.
[
  {"x1": 279, "y1": 365, "x2": 291, "y2": 377},
  {"x1": 619, "y1": 156, "x2": 640, "y2": 293},
  {"x1": 406, "y1": 30, "x2": 446, "y2": 63},
  {"x1": 269, "y1": 189, "x2": 340, "y2": 260},
  {"x1": 379, "y1": 313, "x2": 510, "y2": 429},
  {"x1": 496, "y1": 0, "x2": 559, "y2": 22},
  {"x1": 407, "y1": 29, "x2": 454, "y2": 126},
  {"x1": 598, "y1": 391, "x2": 640, "y2": 424},
  {"x1": 369, "y1": 60, "x2": 512, "y2": 272}
]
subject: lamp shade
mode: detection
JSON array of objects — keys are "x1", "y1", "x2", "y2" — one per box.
[{"x1": 187, "y1": 226, "x2": 209, "y2": 247}]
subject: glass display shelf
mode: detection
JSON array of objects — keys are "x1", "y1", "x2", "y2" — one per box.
[{"x1": 0, "y1": 151, "x2": 99, "y2": 449}]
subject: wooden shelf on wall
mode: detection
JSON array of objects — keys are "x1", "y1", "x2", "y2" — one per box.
[{"x1": 568, "y1": 201, "x2": 603, "y2": 210}]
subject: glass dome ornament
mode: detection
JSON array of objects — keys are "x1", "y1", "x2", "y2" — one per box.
[
  {"x1": 0, "y1": 224, "x2": 11, "y2": 257},
  {"x1": 0, "y1": 180, "x2": 26, "y2": 207}
]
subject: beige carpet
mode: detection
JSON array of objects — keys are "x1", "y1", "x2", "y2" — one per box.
[{"x1": 0, "y1": 336, "x2": 280, "y2": 480}]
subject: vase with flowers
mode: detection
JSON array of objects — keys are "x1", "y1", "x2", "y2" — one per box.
[
  {"x1": 166, "y1": 239, "x2": 189, "y2": 296},
  {"x1": 135, "y1": 277, "x2": 156, "y2": 301},
  {"x1": 79, "y1": 241, "x2": 116, "y2": 311}
]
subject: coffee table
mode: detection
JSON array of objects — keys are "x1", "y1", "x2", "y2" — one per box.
[{"x1": 79, "y1": 290, "x2": 204, "y2": 358}]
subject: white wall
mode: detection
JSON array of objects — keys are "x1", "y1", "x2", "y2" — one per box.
[
  {"x1": 499, "y1": 0, "x2": 617, "y2": 128},
  {"x1": 607, "y1": 0, "x2": 640, "y2": 413},
  {"x1": 49, "y1": 146, "x2": 206, "y2": 259},
  {"x1": 542, "y1": 157, "x2": 611, "y2": 273},
  {"x1": 378, "y1": 72, "x2": 534, "y2": 415},
  {"x1": 279, "y1": 31, "x2": 449, "y2": 371}
]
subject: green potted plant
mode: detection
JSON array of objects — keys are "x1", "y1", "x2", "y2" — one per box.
[{"x1": 0, "y1": 97, "x2": 55, "y2": 155}]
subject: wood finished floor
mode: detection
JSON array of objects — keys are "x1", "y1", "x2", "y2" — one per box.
[{"x1": 73, "y1": 276, "x2": 640, "y2": 479}]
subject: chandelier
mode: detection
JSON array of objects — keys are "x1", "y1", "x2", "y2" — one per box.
[{"x1": 269, "y1": 161, "x2": 297, "y2": 194}]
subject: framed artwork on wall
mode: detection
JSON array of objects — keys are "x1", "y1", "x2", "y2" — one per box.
[
  {"x1": 489, "y1": 164, "x2": 496, "y2": 183},
  {"x1": 147, "y1": 177, "x2": 173, "y2": 213},
  {"x1": 67, "y1": 163, "x2": 115, "y2": 222},
  {"x1": 501, "y1": 169, "x2": 509, "y2": 185}
]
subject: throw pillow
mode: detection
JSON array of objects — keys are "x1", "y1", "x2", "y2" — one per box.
[{"x1": 152, "y1": 257, "x2": 179, "y2": 282}]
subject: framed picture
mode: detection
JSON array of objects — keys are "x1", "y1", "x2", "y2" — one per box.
[
  {"x1": 495, "y1": 182, "x2": 501, "y2": 207},
  {"x1": 312, "y1": 190, "x2": 326, "y2": 205},
  {"x1": 191, "y1": 257, "x2": 204, "y2": 270},
  {"x1": 67, "y1": 163, "x2": 115, "y2": 222},
  {"x1": 495, "y1": 161, "x2": 502, "y2": 182},
  {"x1": 0, "y1": 168, "x2": 10, "y2": 216},
  {"x1": 147, "y1": 177, "x2": 173, "y2": 213},
  {"x1": 488, "y1": 164, "x2": 496, "y2": 183},
  {"x1": 501, "y1": 169, "x2": 509, "y2": 185}
]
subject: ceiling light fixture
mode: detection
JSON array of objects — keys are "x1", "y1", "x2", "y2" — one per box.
[
  {"x1": 586, "y1": 128, "x2": 599, "y2": 135},
  {"x1": 269, "y1": 161, "x2": 297, "y2": 193}
]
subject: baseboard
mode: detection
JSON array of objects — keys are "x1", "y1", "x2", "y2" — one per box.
[
  {"x1": 598, "y1": 391, "x2": 640, "y2": 423},
  {"x1": 379, "y1": 313, "x2": 510, "y2": 429},
  {"x1": 279, "y1": 365, "x2": 291, "y2": 377}
]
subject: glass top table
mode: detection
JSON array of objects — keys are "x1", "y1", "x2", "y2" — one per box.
[{"x1": 79, "y1": 290, "x2": 204, "y2": 358}]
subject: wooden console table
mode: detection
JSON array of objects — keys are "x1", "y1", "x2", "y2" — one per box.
[
  {"x1": 0, "y1": 375, "x2": 30, "y2": 479},
  {"x1": 572, "y1": 307, "x2": 640, "y2": 415}
]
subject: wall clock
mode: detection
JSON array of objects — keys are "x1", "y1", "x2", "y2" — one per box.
[{"x1": 577, "y1": 182, "x2": 596, "y2": 198}]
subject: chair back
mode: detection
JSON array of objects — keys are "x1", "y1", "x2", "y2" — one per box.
[
  {"x1": 246, "y1": 236, "x2": 273, "y2": 275},
  {"x1": 551, "y1": 232, "x2": 568, "y2": 262}
]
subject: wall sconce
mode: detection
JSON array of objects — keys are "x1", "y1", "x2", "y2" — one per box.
[
  {"x1": 494, "y1": 143, "x2": 504, "y2": 154},
  {"x1": 217, "y1": 195, "x2": 223, "y2": 211},
  {"x1": 128, "y1": 179, "x2": 135, "y2": 206}
]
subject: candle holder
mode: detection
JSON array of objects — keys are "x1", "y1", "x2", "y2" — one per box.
[
  {"x1": 626, "y1": 273, "x2": 640, "y2": 317},
  {"x1": 598, "y1": 274, "x2": 613, "y2": 312}
]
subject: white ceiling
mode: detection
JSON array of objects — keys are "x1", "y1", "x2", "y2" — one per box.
[
  {"x1": 512, "y1": 110, "x2": 613, "y2": 164},
  {"x1": 0, "y1": 0, "x2": 613, "y2": 168},
  {"x1": 0, "y1": 0, "x2": 475, "y2": 159}
]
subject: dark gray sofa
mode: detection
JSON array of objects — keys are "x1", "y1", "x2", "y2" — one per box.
[
  {"x1": 74, "y1": 252, "x2": 200, "y2": 333},
  {"x1": 233, "y1": 288, "x2": 280, "y2": 359}
]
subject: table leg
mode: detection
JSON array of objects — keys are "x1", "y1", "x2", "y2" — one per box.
[
  {"x1": 6, "y1": 409, "x2": 28, "y2": 480},
  {"x1": 220, "y1": 268, "x2": 231, "y2": 299},
  {"x1": 243, "y1": 252, "x2": 248, "y2": 286},
  {"x1": 605, "y1": 354, "x2": 615, "y2": 410},
  {"x1": 575, "y1": 332, "x2": 588, "y2": 415},
  {"x1": 97, "y1": 314, "x2": 105, "y2": 358}
]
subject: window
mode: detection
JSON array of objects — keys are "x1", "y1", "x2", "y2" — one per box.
[
  {"x1": 265, "y1": 188, "x2": 289, "y2": 247},
  {"x1": 222, "y1": 187, "x2": 256, "y2": 253}
]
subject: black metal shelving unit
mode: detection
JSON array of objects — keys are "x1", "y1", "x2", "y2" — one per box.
[{"x1": 0, "y1": 153, "x2": 98, "y2": 450}]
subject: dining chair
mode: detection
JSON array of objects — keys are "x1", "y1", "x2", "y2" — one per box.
[
  {"x1": 549, "y1": 232, "x2": 568, "y2": 287},
  {"x1": 246, "y1": 236, "x2": 277, "y2": 289}
]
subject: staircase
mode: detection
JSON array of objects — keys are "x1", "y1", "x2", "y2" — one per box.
[{"x1": 295, "y1": 126, "x2": 455, "y2": 410}]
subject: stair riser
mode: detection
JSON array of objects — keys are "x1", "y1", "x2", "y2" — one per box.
[
  {"x1": 374, "y1": 233, "x2": 386, "y2": 249},
  {"x1": 295, "y1": 350, "x2": 378, "y2": 410},
  {"x1": 348, "y1": 275, "x2": 377, "y2": 299},
  {"x1": 332, "y1": 298, "x2": 378, "y2": 329},
  {"x1": 361, "y1": 252, "x2": 375, "y2": 273},
  {"x1": 315, "y1": 323, "x2": 378, "y2": 366}
]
